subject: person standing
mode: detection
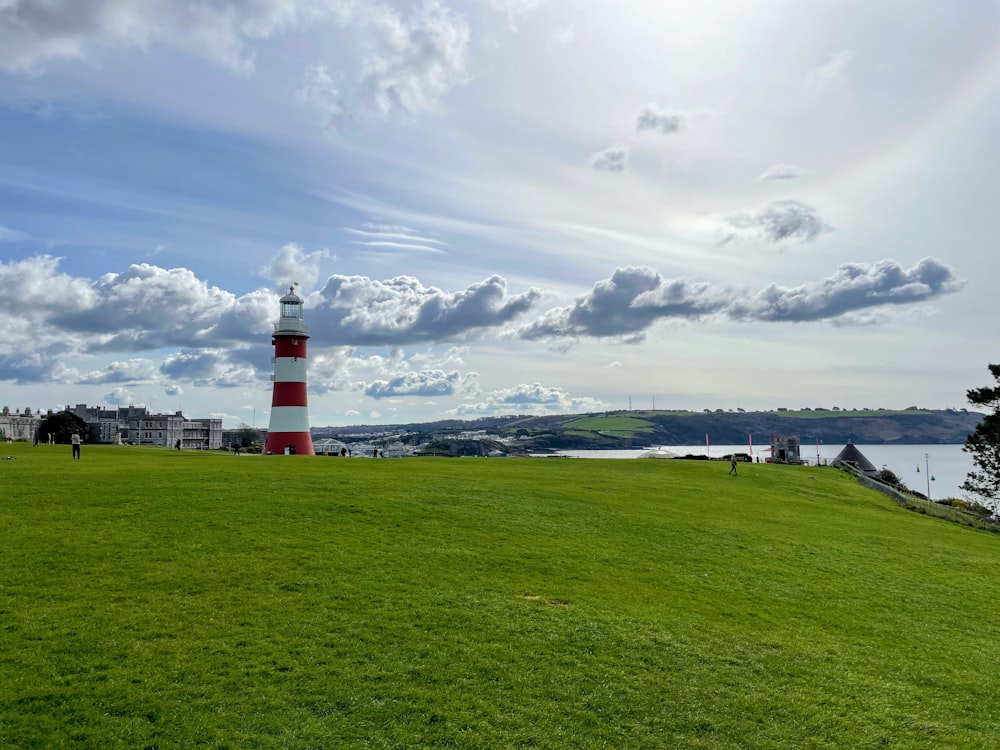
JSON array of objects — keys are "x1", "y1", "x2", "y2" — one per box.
[
  {"x1": 71, "y1": 432, "x2": 81, "y2": 460},
  {"x1": 729, "y1": 454, "x2": 738, "y2": 476}
]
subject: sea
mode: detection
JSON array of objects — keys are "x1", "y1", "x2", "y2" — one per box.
[{"x1": 542, "y1": 443, "x2": 973, "y2": 502}]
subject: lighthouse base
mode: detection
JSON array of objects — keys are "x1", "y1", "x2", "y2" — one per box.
[{"x1": 264, "y1": 431, "x2": 315, "y2": 456}]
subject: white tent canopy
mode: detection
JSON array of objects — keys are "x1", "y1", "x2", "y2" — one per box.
[{"x1": 637, "y1": 447, "x2": 678, "y2": 459}]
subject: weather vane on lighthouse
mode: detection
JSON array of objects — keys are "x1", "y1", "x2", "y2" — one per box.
[{"x1": 263, "y1": 283, "x2": 315, "y2": 455}]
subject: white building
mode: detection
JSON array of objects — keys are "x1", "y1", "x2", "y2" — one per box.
[{"x1": 70, "y1": 404, "x2": 223, "y2": 449}]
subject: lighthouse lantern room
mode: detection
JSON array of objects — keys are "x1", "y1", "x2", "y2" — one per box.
[{"x1": 264, "y1": 284, "x2": 315, "y2": 455}]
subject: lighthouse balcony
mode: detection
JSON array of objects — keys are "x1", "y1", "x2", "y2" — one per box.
[{"x1": 273, "y1": 321, "x2": 309, "y2": 335}]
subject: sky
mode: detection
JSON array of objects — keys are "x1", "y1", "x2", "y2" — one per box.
[{"x1": 1, "y1": 0, "x2": 998, "y2": 429}]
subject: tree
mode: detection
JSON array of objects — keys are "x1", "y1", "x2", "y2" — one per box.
[
  {"x1": 961, "y1": 364, "x2": 1000, "y2": 510},
  {"x1": 38, "y1": 410, "x2": 87, "y2": 444},
  {"x1": 235, "y1": 423, "x2": 258, "y2": 448}
]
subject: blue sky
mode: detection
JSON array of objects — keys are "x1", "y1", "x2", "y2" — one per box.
[{"x1": 1, "y1": 0, "x2": 997, "y2": 428}]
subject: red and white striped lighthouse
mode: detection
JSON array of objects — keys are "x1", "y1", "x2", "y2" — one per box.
[{"x1": 264, "y1": 284, "x2": 315, "y2": 456}]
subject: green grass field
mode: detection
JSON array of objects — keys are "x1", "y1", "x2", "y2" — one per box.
[{"x1": 1, "y1": 444, "x2": 998, "y2": 748}]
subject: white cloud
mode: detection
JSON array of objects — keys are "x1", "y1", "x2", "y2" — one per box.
[
  {"x1": 361, "y1": 0, "x2": 470, "y2": 116},
  {"x1": 4, "y1": 0, "x2": 469, "y2": 131},
  {"x1": 310, "y1": 272, "x2": 542, "y2": 345},
  {"x1": 724, "y1": 200, "x2": 832, "y2": 244},
  {"x1": 103, "y1": 386, "x2": 137, "y2": 406},
  {"x1": 259, "y1": 243, "x2": 330, "y2": 291},
  {"x1": 0, "y1": 255, "x2": 95, "y2": 319},
  {"x1": 635, "y1": 104, "x2": 683, "y2": 134},
  {"x1": 297, "y1": 64, "x2": 347, "y2": 130},
  {"x1": 0, "y1": 255, "x2": 275, "y2": 387},
  {"x1": 345, "y1": 223, "x2": 448, "y2": 255},
  {"x1": 0, "y1": 251, "x2": 968, "y2": 415},
  {"x1": 550, "y1": 23, "x2": 575, "y2": 46},
  {"x1": 297, "y1": 1, "x2": 470, "y2": 127},
  {"x1": 519, "y1": 267, "x2": 729, "y2": 341},
  {"x1": 757, "y1": 164, "x2": 802, "y2": 181},
  {"x1": 591, "y1": 145, "x2": 629, "y2": 172},
  {"x1": 411, "y1": 345, "x2": 469, "y2": 368},
  {"x1": 79, "y1": 359, "x2": 159, "y2": 385},
  {"x1": 208, "y1": 290, "x2": 277, "y2": 344},
  {"x1": 455, "y1": 382, "x2": 606, "y2": 416},
  {"x1": 305, "y1": 344, "x2": 480, "y2": 401},
  {"x1": 518, "y1": 258, "x2": 963, "y2": 341},
  {"x1": 728, "y1": 257, "x2": 965, "y2": 323},
  {"x1": 364, "y1": 368, "x2": 478, "y2": 398},
  {"x1": 56, "y1": 263, "x2": 237, "y2": 351},
  {"x1": 807, "y1": 49, "x2": 855, "y2": 95},
  {"x1": 486, "y1": 0, "x2": 543, "y2": 30},
  {"x1": 0, "y1": 0, "x2": 347, "y2": 74},
  {"x1": 160, "y1": 348, "x2": 258, "y2": 388}
]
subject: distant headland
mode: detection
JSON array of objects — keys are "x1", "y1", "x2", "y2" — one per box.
[{"x1": 314, "y1": 407, "x2": 984, "y2": 453}]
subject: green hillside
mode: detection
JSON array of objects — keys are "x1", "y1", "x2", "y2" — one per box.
[
  {"x1": 327, "y1": 409, "x2": 984, "y2": 451},
  {"x1": 1, "y1": 444, "x2": 998, "y2": 748},
  {"x1": 496, "y1": 409, "x2": 984, "y2": 450}
]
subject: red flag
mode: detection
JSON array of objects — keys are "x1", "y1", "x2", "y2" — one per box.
[{"x1": 749, "y1": 432, "x2": 753, "y2": 456}]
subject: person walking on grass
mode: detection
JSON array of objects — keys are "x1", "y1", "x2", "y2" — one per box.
[
  {"x1": 71, "y1": 432, "x2": 81, "y2": 460},
  {"x1": 729, "y1": 454, "x2": 738, "y2": 476}
]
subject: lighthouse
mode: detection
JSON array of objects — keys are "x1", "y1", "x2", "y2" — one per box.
[{"x1": 264, "y1": 284, "x2": 315, "y2": 456}]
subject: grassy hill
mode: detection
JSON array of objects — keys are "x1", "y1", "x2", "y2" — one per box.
[
  {"x1": 497, "y1": 409, "x2": 984, "y2": 450},
  {"x1": 320, "y1": 409, "x2": 983, "y2": 451},
  {"x1": 1, "y1": 444, "x2": 998, "y2": 747}
]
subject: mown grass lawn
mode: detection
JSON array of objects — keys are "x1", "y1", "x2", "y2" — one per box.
[{"x1": 1, "y1": 444, "x2": 998, "y2": 748}]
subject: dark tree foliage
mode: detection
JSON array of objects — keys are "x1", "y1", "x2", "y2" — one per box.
[
  {"x1": 962, "y1": 364, "x2": 1000, "y2": 509},
  {"x1": 877, "y1": 468, "x2": 907, "y2": 491},
  {"x1": 235, "y1": 423, "x2": 258, "y2": 448},
  {"x1": 38, "y1": 410, "x2": 87, "y2": 445}
]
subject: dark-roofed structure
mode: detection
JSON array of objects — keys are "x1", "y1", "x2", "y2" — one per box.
[{"x1": 834, "y1": 441, "x2": 878, "y2": 475}]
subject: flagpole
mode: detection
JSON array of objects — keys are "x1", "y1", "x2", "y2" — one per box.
[{"x1": 706, "y1": 433, "x2": 710, "y2": 459}]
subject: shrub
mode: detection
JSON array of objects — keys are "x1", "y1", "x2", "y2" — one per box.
[{"x1": 877, "y1": 468, "x2": 908, "y2": 491}]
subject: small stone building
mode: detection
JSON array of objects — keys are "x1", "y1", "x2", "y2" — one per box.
[{"x1": 769, "y1": 435, "x2": 801, "y2": 464}]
